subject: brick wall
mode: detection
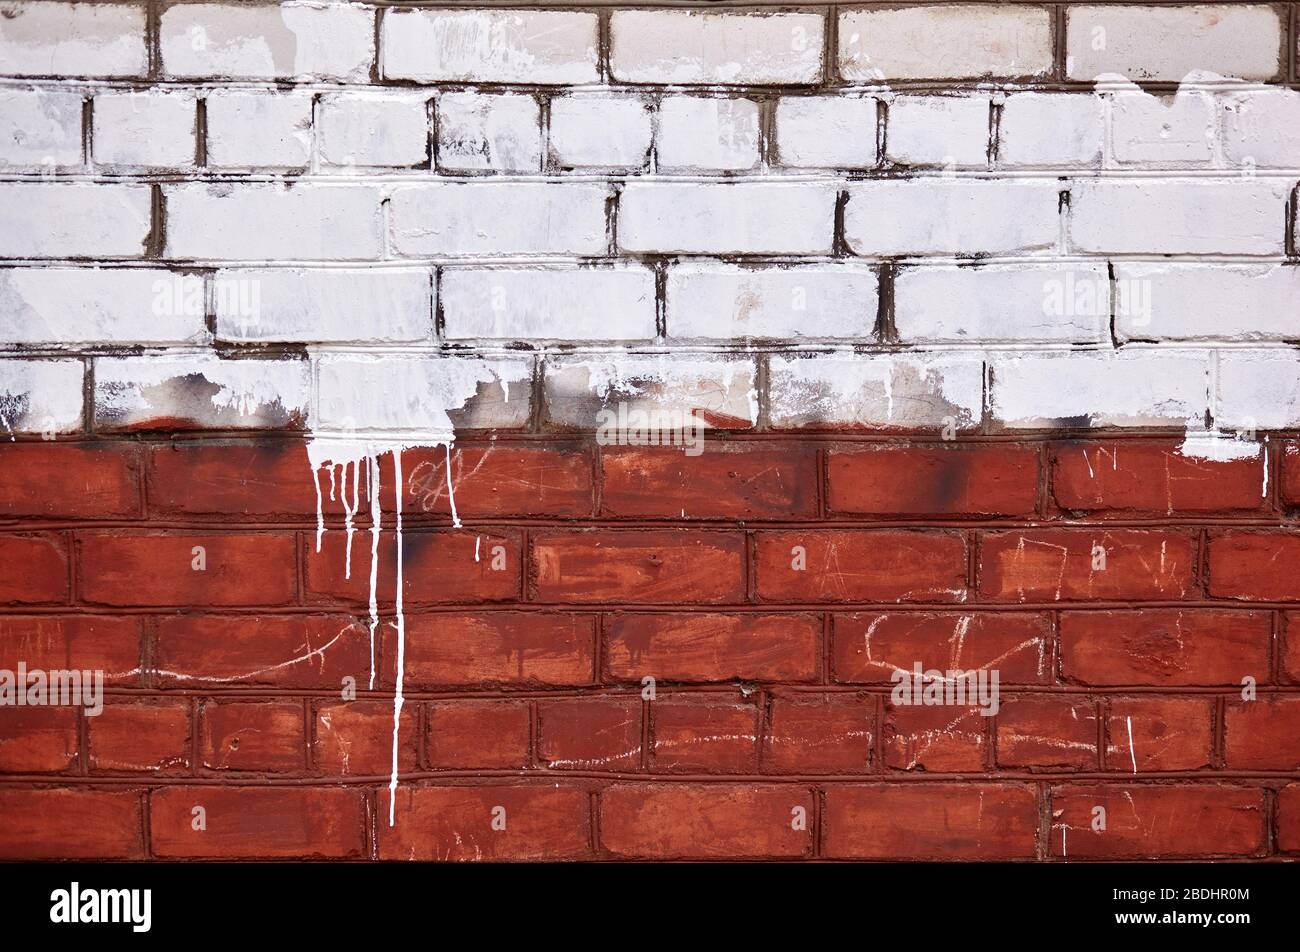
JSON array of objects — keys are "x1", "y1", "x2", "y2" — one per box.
[{"x1": 2, "y1": 0, "x2": 1300, "y2": 861}]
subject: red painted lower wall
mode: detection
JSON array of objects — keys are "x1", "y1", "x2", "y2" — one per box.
[{"x1": 2, "y1": 434, "x2": 1299, "y2": 860}]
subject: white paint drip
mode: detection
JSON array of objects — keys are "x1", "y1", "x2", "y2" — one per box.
[
  {"x1": 367, "y1": 454, "x2": 381, "y2": 691},
  {"x1": 1126, "y1": 715, "x2": 1138, "y2": 775},
  {"x1": 444, "y1": 442, "x2": 462, "y2": 529},
  {"x1": 389, "y1": 447, "x2": 406, "y2": 828}
]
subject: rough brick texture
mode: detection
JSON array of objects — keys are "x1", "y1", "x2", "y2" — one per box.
[{"x1": 2, "y1": 1, "x2": 1299, "y2": 864}]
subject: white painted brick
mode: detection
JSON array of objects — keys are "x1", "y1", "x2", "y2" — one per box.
[
  {"x1": 1222, "y1": 88, "x2": 1300, "y2": 169},
  {"x1": 1113, "y1": 263, "x2": 1300, "y2": 342},
  {"x1": 0, "y1": 358, "x2": 83, "y2": 434},
  {"x1": 990, "y1": 351, "x2": 1209, "y2": 428},
  {"x1": 1066, "y1": 5, "x2": 1282, "y2": 82},
  {"x1": 666, "y1": 262, "x2": 877, "y2": 340},
  {"x1": 610, "y1": 10, "x2": 824, "y2": 85},
  {"x1": 92, "y1": 91, "x2": 196, "y2": 168},
  {"x1": 1218, "y1": 352, "x2": 1300, "y2": 429},
  {"x1": 620, "y1": 183, "x2": 835, "y2": 255},
  {"x1": 435, "y1": 93, "x2": 540, "y2": 173},
  {"x1": 0, "y1": 268, "x2": 205, "y2": 345},
  {"x1": 544, "y1": 356, "x2": 757, "y2": 430},
  {"x1": 895, "y1": 264, "x2": 1109, "y2": 344},
  {"x1": 839, "y1": 5, "x2": 1053, "y2": 81},
  {"x1": 0, "y1": 88, "x2": 84, "y2": 167},
  {"x1": 315, "y1": 355, "x2": 533, "y2": 432},
  {"x1": 769, "y1": 352, "x2": 983, "y2": 430},
  {"x1": 997, "y1": 92, "x2": 1104, "y2": 167},
  {"x1": 213, "y1": 268, "x2": 432, "y2": 344},
  {"x1": 161, "y1": 2, "x2": 373, "y2": 81},
  {"x1": 549, "y1": 95, "x2": 651, "y2": 170},
  {"x1": 887, "y1": 95, "x2": 990, "y2": 168},
  {"x1": 390, "y1": 183, "x2": 607, "y2": 257},
  {"x1": 319, "y1": 93, "x2": 429, "y2": 169},
  {"x1": 204, "y1": 91, "x2": 313, "y2": 169},
  {"x1": 1111, "y1": 90, "x2": 1215, "y2": 166},
  {"x1": 656, "y1": 97, "x2": 760, "y2": 172},
  {"x1": 0, "y1": 183, "x2": 151, "y2": 258},
  {"x1": 1067, "y1": 180, "x2": 1288, "y2": 255},
  {"x1": 94, "y1": 355, "x2": 311, "y2": 431},
  {"x1": 165, "y1": 184, "x2": 382, "y2": 261},
  {"x1": 844, "y1": 180, "x2": 1061, "y2": 256},
  {"x1": 441, "y1": 267, "x2": 655, "y2": 342},
  {"x1": 382, "y1": 8, "x2": 597, "y2": 84},
  {"x1": 0, "y1": 2, "x2": 147, "y2": 78},
  {"x1": 775, "y1": 97, "x2": 876, "y2": 169}
]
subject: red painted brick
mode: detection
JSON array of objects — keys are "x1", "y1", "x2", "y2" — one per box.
[
  {"x1": 314, "y1": 702, "x2": 416, "y2": 775},
  {"x1": 1280, "y1": 441, "x2": 1300, "y2": 507},
  {"x1": 0, "y1": 443, "x2": 140, "y2": 518},
  {"x1": 395, "y1": 612, "x2": 595, "y2": 688},
  {"x1": 605, "y1": 612, "x2": 819, "y2": 683},
  {"x1": 78, "y1": 531, "x2": 296, "y2": 606},
  {"x1": 150, "y1": 786, "x2": 365, "y2": 858},
  {"x1": 0, "y1": 707, "x2": 78, "y2": 773},
  {"x1": 600, "y1": 784, "x2": 813, "y2": 859},
  {"x1": 1059, "y1": 609, "x2": 1270, "y2": 686},
  {"x1": 833, "y1": 611, "x2": 1051, "y2": 685},
  {"x1": 200, "y1": 700, "x2": 305, "y2": 772},
  {"x1": 1051, "y1": 785, "x2": 1265, "y2": 858},
  {"x1": 148, "y1": 441, "x2": 317, "y2": 516},
  {"x1": 601, "y1": 443, "x2": 817, "y2": 519},
  {"x1": 1224, "y1": 697, "x2": 1300, "y2": 769},
  {"x1": 1207, "y1": 530, "x2": 1300, "y2": 600},
  {"x1": 1052, "y1": 440, "x2": 1265, "y2": 514},
  {"x1": 426, "y1": 699, "x2": 531, "y2": 770},
  {"x1": 884, "y1": 704, "x2": 987, "y2": 771},
  {"x1": 0, "y1": 533, "x2": 68, "y2": 604},
  {"x1": 996, "y1": 696, "x2": 1097, "y2": 770},
  {"x1": 1105, "y1": 697, "x2": 1213, "y2": 772},
  {"x1": 979, "y1": 529, "x2": 1195, "y2": 602},
  {"x1": 0, "y1": 788, "x2": 143, "y2": 859},
  {"x1": 306, "y1": 528, "x2": 522, "y2": 605},
  {"x1": 824, "y1": 784, "x2": 1038, "y2": 859},
  {"x1": 315, "y1": 700, "x2": 417, "y2": 777},
  {"x1": 531, "y1": 529, "x2": 745, "y2": 604},
  {"x1": 828, "y1": 444, "x2": 1038, "y2": 516},
  {"x1": 403, "y1": 443, "x2": 593, "y2": 517},
  {"x1": 1282, "y1": 611, "x2": 1300, "y2": 684},
  {"x1": 762, "y1": 691, "x2": 872, "y2": 774},
  {"x1": 651, "y1": 694, "x2": 760, "y2": 773},
  {"x1": 379, "y1": 785, "x2": 591, "y2": 861},
  {"x1": 1279, "y1": 783, "x2": 1300, "y2": 853},
  {"x1": 756, "y1": 529, "x2": 968, "y2": 603},
  {"x1": 87, "y1": 699, "x2": 191, "y2": 773},
  {"x1": 0, "y1": 615, "x2": 140, "y2": 685},
  {"x1": 156, "y1": 613, "x2": 370, "y2": 690},
  {"x1": 538, "y1": 697, "x2": 641, "y2": 771}
]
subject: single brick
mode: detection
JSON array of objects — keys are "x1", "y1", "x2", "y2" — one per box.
[
  {"x1": 549, "y1": 94, "x2": 651, "y2": 169},
  {"x1": 0, "y1": 615, "x2": 141, "y2": 686},
  {"x1": 537, "y1": 697, "x2": 641, "y2": 771},
  {"x1": 763, "y1": 692, "x2": 872, "y2": 774},
  {"x1": 314, "y1": 700, "x2": 417, "y2": 777},
  {"x1": 0, "y1": 2, "x2": 147, "y2": 78},
  {"x1": 1058, "y1": 609, "x2": 1271, "y2": 686},
  {"x1": 399, "y1": 612, "x2": 596, "y2": 689},
  {"x1": 600, "y1": 784, "x2": 813, "y2": 859},
  {"x1": 0, "y1": 533, "x2": 68, "y2": 604},
  {"x1": 774, "y1": 96, "x2": 877, "y2": 169},
  {"x1": 827, "y1": 444, "x2": 1039, "y2": 517},
  {"x1": 979, "y1": 529, "x2": 1195, "y2": 602},
  {"x1": 92, "y1": 90, "x2": 196, "y2": 168},
  {"x1": 318, "y1": 92, "x2": 429, "y2": 169},
  {"x1": 0, "y1": 88, "x2": 84, "y2": 166},
  {"x1": 531, "y1": 530, "x2": 746, "y2": 604},
  {"x1": 0, "y1": 183, "x2": 151, "y2": 258},
  {"x1": 87, "y1": 699, "x2": 191, "y2": 773},
  {"x1": 399, "y1": 443, "x2": 592, "y2": 518},
  {"x1": 0, "y1": 358, "x2": 84, "y2": 434},
  {"x1": 886, "y1": 95, "x2": 990, "y2": 167},
  {"x1": 605, "y1": 612, "x2": 820, "y2": 684},
  {"x1": 884, "y1": 704, "x2": 987, "y2": 772},
  {"x1": 756, "y1": 529, "x2": 968, "y2": 603},
  {"x1": 1111, "y1": 89, "x2": 1215, "y2": 166},
  {"x1": 997, "y1": 92, "x2": 1104, "y2": 167},
  {"x1": 426, "y1": 700, "x2": 531, "y2": 770},
  {"x1": 610, "y1": 10, "x2": 824, "y2": 84},
  {"x1": 435, "y1": 92, "x2": 539, "y2": 173},
  {"x1": 1224, "y1": 697, "x2": 1300, "y2": 769},
  {"x1": 656, "y1": 96, "x2": 761, "y2": 171},
  {"x1": 0, "y1": 789, "x2": 142, "y2": 859},
  {"x1": 1105, "y1": 697, "x2": 1213, "y2": 772},
  {"x1": 0, "y1": 442, "x2": 141, "y2": 519},
  {"x1": 160, "y1": 1, "x2": 373, "y2": 81},
  {"x1": 204, "y1": 91, "x2": 313, "y2": 169},
  {"x1": 824, "y1": 784, "x2": 1038, "y2": 859},
  {"x1": 1208, "y1": 530, "x2": 1300, "y2": 601},
  {"x1": 1113, "y1": 263, "x2": 1300, "y2": 343},
  {"x1": 996, "y1": 696, "x2": 1098, "y2": 770},
  {"x1": 652, "y1": 694, "x2": 760, "y2": 773},
  {"x1": 0, "y1": 707, "x2": 77, "y2": 773}
]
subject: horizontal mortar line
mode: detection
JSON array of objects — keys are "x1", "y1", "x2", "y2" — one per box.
[
  {"x1": 67, "y1": 686, "x2": 1300, "y2": 698},
  {"x1": 8, "y1": 599, "x2": 1300, "y2": 612},
  {"x1": 4, "y1": 515, "x2": 1292, "y2": 530},
  {"x1": 4, "y1": 75, "x2": 1299, "y2": 94},
  {"x1": 4, "y1": 429, "x2": 1298, "y2": 444},
  {"x1": 5, "y1": 169, "x2": 1300, "y2": 183},
  {"x1": 4, "y1": 253, "x2": 1300, "y2": 266},
  {"x1": 0, "y1": 771, "x2": 1294, "y2": 787}
]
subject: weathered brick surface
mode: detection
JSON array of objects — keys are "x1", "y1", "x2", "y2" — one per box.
[{"x1": 3, "y1": 1, "x2": 1300, "y2": 865}]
